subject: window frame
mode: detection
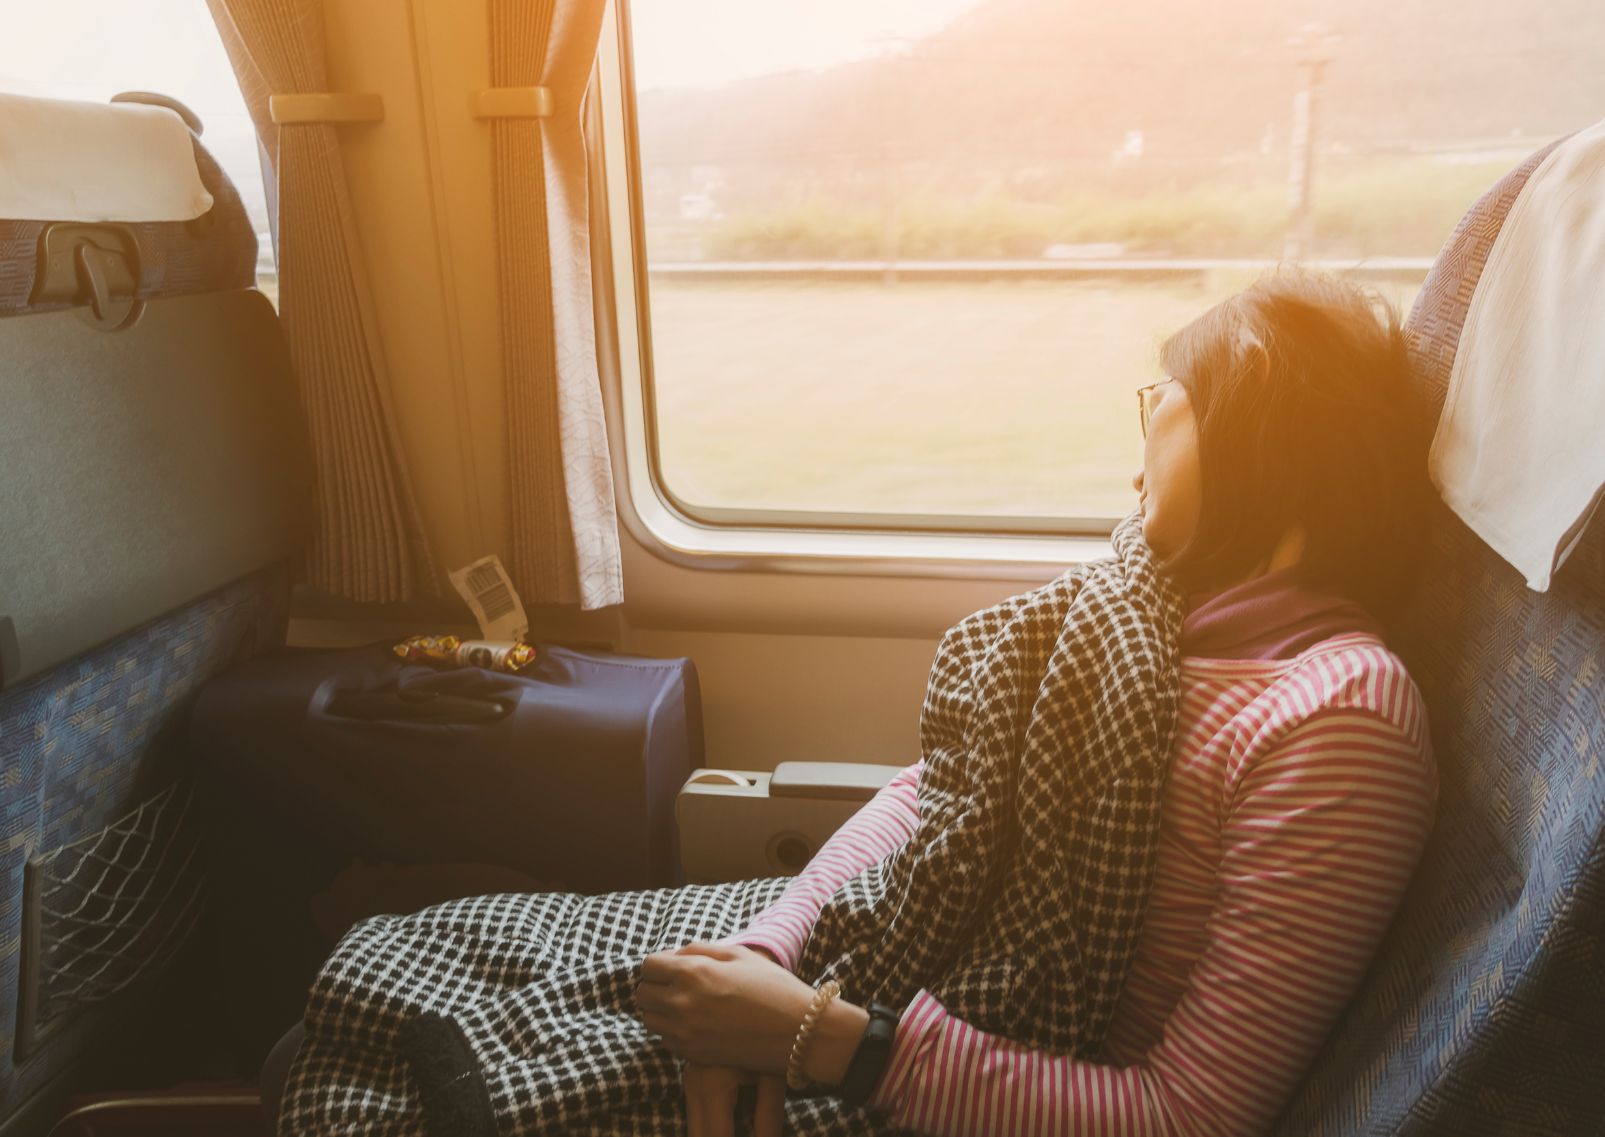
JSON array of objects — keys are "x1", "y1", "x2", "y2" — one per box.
[{"x1": 591, "y1": 0, "x2": 1125, "y2": 579}]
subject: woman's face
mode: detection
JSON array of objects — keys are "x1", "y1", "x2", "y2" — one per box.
[{"x1": 1133, "y1": 377, "x2": 1203, "y2": 562}]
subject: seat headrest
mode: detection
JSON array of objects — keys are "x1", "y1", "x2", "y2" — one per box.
[
  {"x1": 1406, "y1": 136, "x2": 1567, "y2": 412},
  {"x1": 0, "y1": 94, "x2": 257, "y2": 318},
  {"x1": 0, "y1": 92, "x2": 214, "y2": 223}
]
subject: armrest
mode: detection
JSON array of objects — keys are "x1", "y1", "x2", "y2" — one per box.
[
  {"x1": 676, "y1": 761, "x2": 910, "y2": 882},
  {"x1": 767, "y1": 761, "x2": 905, "y2": 802}
]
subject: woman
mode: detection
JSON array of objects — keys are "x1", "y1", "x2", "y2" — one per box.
[
  {"x1": 271, "y1": 270, "x2": 1438, "y2": 1137},
  {"x1": 631, "y1": 270, "x2": 1439, "y2": 1136}
]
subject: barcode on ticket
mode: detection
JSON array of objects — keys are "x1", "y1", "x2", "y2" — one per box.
[
  {"x1": 465, "y1": 563, "x2": 515, "y2": 622},
  {"x1": 448, "y1": 555, "x2": 529, "y2": 641}
]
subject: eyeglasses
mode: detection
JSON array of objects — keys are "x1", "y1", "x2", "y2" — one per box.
[{"x1": 1137, "y1": 380, "x2": 1168, "y2": 440}]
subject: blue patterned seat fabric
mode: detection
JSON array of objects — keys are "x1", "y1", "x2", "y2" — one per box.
[
  {"x1": 0, "y1": 110, "x2": 291, "y2": 1122},
  {"x1": 0, "y1": 568, "x2": 289, "y2": 1112},
  {"x1": 1271, "y1": 139, "x2": 1605, "y2": 1136}
]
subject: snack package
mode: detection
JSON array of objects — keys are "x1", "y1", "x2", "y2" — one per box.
[{"x1": 393, "y1": 634, "x2": 538, "y2": 673}]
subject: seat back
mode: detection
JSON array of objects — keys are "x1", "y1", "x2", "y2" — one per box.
[
  {"x1": 0, "y1": 95, "x2": 309, "y2": 1128},
  {"x1": 1272, "y1": 139, "x2": 1605, "y2": 1135}
]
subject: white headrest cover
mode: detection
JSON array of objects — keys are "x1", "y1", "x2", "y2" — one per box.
[
  {"x1": 0, "y1": 92, "x2": 215, "y2": 222},
  {"x1": 1428, "y1": 117, "x2": 1605, "y2": 591}
]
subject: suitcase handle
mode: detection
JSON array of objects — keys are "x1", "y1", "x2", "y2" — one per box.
[{"x1": 324, "y1": 688, "x2": 513, "y2": 724}]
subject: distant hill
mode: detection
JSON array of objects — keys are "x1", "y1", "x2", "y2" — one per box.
[{"x1": 637, "y1": 0, "x2": 1605, "y2": 178}]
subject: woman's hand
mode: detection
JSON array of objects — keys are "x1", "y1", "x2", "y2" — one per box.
[
  {"x1": 636, "y1": 942, "x2": 814, "y2": 1073},
  {"x1": 681, "y1": 1062, "x2": 785, "y2": 1137},
  {"x1": 746, "y1": 944, "x2": 786, "y2": 970}
]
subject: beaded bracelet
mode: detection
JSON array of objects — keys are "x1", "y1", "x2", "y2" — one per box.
[{"x1": 785, "y1": 978, "x2": 842, "y2": 1091}]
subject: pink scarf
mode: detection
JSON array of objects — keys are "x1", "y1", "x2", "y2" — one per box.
[{"x1": 1179, "y1": 565, "x2": 1383, "y2": 661}]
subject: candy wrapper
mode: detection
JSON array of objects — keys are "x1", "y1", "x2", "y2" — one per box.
[{"x1": 393, "y1": 634, "x2": 538, "y2": 673}]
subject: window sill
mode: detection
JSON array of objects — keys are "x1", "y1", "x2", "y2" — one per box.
[{"x1": 619, "y1": 481, "x2": 1113, "y2": 583}]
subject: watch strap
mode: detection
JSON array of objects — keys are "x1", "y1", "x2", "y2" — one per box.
[{"x1": 838, "y1": 1001, "x2": 901, "y2": 1107}]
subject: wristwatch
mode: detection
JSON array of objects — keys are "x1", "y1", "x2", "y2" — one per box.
[{"x1": 838, "y1": 1001, "x2": 901, "y2": 1106}]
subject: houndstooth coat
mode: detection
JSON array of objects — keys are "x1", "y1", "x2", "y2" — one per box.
[{"x1": 279, "y1": 508, "x2": 1185, "y2": 1136}]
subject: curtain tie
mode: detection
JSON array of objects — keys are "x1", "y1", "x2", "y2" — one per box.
[
  {"x1": 472, "y1": 87, "x2": 554, "y2": 119},
  {"x1": 268, "y1": 93, "x2": 384, "y2": 125}
]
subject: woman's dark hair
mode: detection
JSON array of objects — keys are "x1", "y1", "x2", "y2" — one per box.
[{"x1": 1159, "y1": 269, "x2": 1436, "y2": 618}]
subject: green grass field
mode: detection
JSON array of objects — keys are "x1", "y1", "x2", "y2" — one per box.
[
  {"x1": 648, "y1": 274, "x2": 1422, "y2": 521},
  {"x1": 695, "y1": 161, "x2": 1513, "y2": 263}
]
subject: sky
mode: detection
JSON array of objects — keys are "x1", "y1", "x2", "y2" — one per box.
[{"x1": 628, "y1": 0, "x2": 985, "y2": 91}]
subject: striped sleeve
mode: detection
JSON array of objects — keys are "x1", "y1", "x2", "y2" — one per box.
[
  {"x1": 867, "y1": 709, "x2": 1436, "y2": 1137},
  {"x1": 717, "y1": 761, "x2": 923, "y2": 971}
]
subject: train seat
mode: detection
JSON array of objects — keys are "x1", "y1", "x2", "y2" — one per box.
[
  {"x1": 1270, "y1": 135, "x2": 1605, "y2": 1136},
  {"x1": 0, "y1": 91, "x2": 308, "y2": 1134}
]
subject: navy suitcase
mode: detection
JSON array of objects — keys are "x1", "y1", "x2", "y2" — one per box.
[{"x1": 189, "y1": 640, "x2": 702, "y2": 1063}]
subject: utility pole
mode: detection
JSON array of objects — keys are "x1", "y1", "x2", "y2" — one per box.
[
  {"x1": 1284, "y1": 24, "x2": 1339, "y2": 262},
  {"x1": 881, "y1": 137, "x2": 901, "y2": 286},
  {"x1": 878, "y1": 36, "x2": 914, "y2": 286}
]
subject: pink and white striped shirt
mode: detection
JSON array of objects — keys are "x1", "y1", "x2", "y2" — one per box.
[{"x1": 721, "y1": 631, "x2": 1436, "y2": 1137}]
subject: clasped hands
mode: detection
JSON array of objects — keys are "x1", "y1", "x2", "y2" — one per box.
[{"x1": 634, "y1": 942, "x2": 866, "y2": 1137}]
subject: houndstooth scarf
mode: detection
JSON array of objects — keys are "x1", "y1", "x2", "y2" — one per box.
[
  {"x1": 279, "y1": 509, "x2": 1184, "y2": 1136},
  {"x1": 795, "y1": 508, "x2": 1185, "y2": 1048}
]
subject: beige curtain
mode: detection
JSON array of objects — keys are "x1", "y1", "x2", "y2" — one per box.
[
  {"x1": 206, "y1": 0, "x2": 437, "y2": 602},
  {"x1": 489, "y1": 0, "x2": 624, "y2": 610}
]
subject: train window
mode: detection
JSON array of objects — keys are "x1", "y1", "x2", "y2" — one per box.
[
  {"x1": 618, "y1": 0, "x2": 1599, "y2": 535},
  {"x1": 1, "y1": 0, "x2": 277, "y2": 303}
]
